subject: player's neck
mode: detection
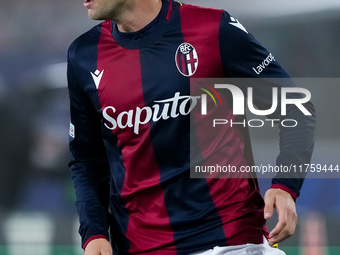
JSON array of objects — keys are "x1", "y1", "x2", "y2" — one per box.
[{"x1": 115, "y1": 0, "x2": 162, "y2": 33}]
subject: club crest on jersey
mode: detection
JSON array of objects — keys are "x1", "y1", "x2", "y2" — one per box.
[{"x1": 175, "y1": 43, "x2": 198, "y2": 77}]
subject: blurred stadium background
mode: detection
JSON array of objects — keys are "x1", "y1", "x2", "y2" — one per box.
[{"x1": 0, "y1": 0, "x2": 339, "y2": 254}]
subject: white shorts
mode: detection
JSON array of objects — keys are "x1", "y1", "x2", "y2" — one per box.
[{"x1": 190, "y1": 237, "x2": 286, "y2": 255}]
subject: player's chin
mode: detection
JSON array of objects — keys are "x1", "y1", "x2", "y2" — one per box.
[{"x1": 87, "y1": 10, "x2": 105, "y2": 20}]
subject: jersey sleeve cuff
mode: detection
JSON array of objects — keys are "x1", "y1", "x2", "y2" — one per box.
[
  {"x1": 270, "y1": 184, "x2": 297, "y2": 202},
  {"x1": 82, "y1": 235, "x2": 109, "y2": 250}
]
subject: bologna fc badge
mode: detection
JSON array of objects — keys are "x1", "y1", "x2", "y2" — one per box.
[{"x1": 175, "y1": 42, "x2": 198, "y2": 77}]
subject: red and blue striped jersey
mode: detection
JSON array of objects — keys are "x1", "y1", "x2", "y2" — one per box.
[{"x1": 67, "y1": 0, "x2": 315, "y2": 254}]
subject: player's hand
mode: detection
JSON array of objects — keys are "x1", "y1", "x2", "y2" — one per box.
[
  {"x1": 84, "y1": 238, "x2": 112, "y2": 255},
  {"x1": 264, "y1": 188, "x2": 297, "y2": 246}
]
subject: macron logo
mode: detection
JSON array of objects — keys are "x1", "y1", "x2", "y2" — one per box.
[
  {"x1": 229, "y1": 17, "x2": 248, "y2": 34},
  {"x1": 91, "y1": 69, "x2": 104, "y2": 89}
]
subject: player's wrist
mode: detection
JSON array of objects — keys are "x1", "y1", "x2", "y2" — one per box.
[
  {"x1": 270, "y1": 184, "x2": 297, "y2": 202},
  {"x1": 83, "y1": 235, "x2": 109, "y2": 250}
]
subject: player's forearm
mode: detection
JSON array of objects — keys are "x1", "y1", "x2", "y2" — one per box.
[
  {"x1": 70, "y1": 161, "x2": 111, "y2": 248},
  {"x1": 273, "y1": 101, "x2": 316, "y2": 198},
  {"x1": 76, "y1": 200, "x2": 111, "y2": 249}
]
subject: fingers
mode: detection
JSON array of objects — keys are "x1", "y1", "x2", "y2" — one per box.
[
  {"x1": 264, "y1": 190, "x2": 275, "y2": 220},
  {"x1": 264, "y1": 189, "x2": 297, "y2": 246},
  {"x1": 268, "y1": 199, "x2": 297, "y2": 245}
]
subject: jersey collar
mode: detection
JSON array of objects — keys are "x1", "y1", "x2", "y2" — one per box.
[{"x1": 111, "y1": 0, "x2": 173, "y2": 49}]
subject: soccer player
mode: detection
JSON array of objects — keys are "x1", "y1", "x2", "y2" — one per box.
[{"x1": 67, "y1": 0, "x2": 315, "y2": 254}]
